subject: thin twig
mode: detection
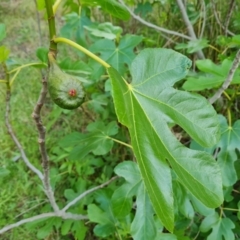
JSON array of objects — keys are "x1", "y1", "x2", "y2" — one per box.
[
  {"x1": 162, "y1": 35, "x2": 177, "y2": 48},
  {"x1": 224, "y1": 0, "x2": 235, "y2": 36},
  {"x1": 3, "y1": 63, "x2": 44, "y2": 180},
  {"x1": 0, "y1": 176, "x2": 118, "y2": 234},
  {"x1": 33, "y1": 0, "x2": 47, "y2": 82},
  {"x1": 211, "y1": 0, "x2": 235, "y2": 36},
  {"x1": 199, "y1": 0, "x2": 206, "y2": 39},
  {"x1": 33, "y1": 0, "x2": 59, "y2": 212},
  {"x1": 209, "y1": 49, "x2": 240, "y2": 104},
  {"x1": 62, "y1": 176, "x2": 119, "y2": 212},
  {"x1": 0, "y1": 212, "x2": 88, "y2": 234},
  {"x1": 32, "y1": 75, "x2": 59, "y2": 212},
  {"x1": 118, "y1": 0, "x2": 192, "y2": 40},
  {"x1": 176, "y1": 0, "x2": 205, "y2": 59},
  {"x1": 33, "y1": 0, "x2": 43, "y2": 46},
  {"x1": 15, "y1": 200, "x2": 48, "y2": 218}
]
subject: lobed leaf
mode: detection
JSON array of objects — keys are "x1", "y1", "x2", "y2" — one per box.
[
  {"x1": 183, "y1": 59, "x2": 240, "y2": 91},
  {"x1": 90, "y1": 35, "x2": 142, "y2": 79},
  {"x1": 112, "y1": 161, "x2": 142, "y2": 218},
  {"x1": 59, "y1": 121, "x2": 118, "y2": 160},
  {"x1": 131, "y1": 184, "x2": 156, "y2": 240},
  {"x1": 108, "y1": 48, "x2": 223, "y2": 231},
  {"x1": 216, "y1": 115, "x2": 240, "y2": 186},
  {"x1": 200, "y1": 212, "x2": 235, "y2": 240}
]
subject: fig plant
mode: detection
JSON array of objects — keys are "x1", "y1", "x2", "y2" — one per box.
[{"x1": 1, "y1": 0, "x2": 240, "y2": 239}]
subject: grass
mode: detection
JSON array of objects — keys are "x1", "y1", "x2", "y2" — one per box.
[
  {"x1": 0, "y1": 2, "x2": 46, "y2": 238},
  {"x1": 0, "y1": 1, "x2": 84, "y2": 238}
]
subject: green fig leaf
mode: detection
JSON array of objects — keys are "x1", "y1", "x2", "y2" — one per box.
[
  {"x1": 216, "y1": 115, "x2": 240, "y2": 186},
  {"x1": 131, "y1": 184, "x2": 157, "y2": 240},
  {"x1": 200, "y1": 212, "x2": 235, "y2": 240},
  {"x1": 36, "y1": 47, "x2": 48, "y2": 64},
  {"x1": 90, "y1": 35, "x2": 142, "y2": 79},
  {"x1": 111, "y1": 161, "x2": 142, "y2": 218},
  {"x1": 82, "y1": 0, "x2": 130, "y2": 20},
  {"x1": 71, "y1": 221, "x2": 87, "y2": 240},
  {"x1": 183, "y1": 59, "x2": 240, "y2": 91},
  {"x1": 59, "y1": 121, "x2": 118, "y2": 160},
  {"x1": 108, "y1": 48, "x2": 223, "y2": 232}
]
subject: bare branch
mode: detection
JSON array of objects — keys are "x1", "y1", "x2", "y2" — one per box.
[
  {"x1": 62, "y1": 176, "x2": 119, "y2": 212},
  {"x1": 209, "y1": 49, "x2": 240, "y2": 104},
  {"x1": 199, "y1": 0, "x2": 206, "y2": 39},
  {"x1": 211, "y1": 0, "x2": 235, "y2": 36},
  {"x1": 33, "y1": 0, "x2": 43, "y2": 46},
  {"x1": 176, "y1": 0, "x2": 205, "y2": 59},
  {"x1": 0, "y1": 176, "x2": 118, "y2": 234},
  {"x1": 224, "y1": 0, "x2": 235, "y2": 36},
  {"x1": 3, "y1": 62, "x2": 44, "y2": 180},
  {"x1": 32, "y1": 75, "x2": 59, "y2": 212},
  {"x1": 0, "y1": 212, "x2": 88, "y2": 235},
  {"x1": 118, "y1": 0, "x2": 192, "y2": 40}
]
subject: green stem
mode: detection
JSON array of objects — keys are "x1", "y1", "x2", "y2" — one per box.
[
  {"x1": 52, "y1": 0, "x2": 62, "y2": 14},
  {"x1": 0, "y1": 80, "x2": 7, "y2": 83},
  {"x1": 44, "y1": 0, "x2": 57, "y2": 55},
  {"x1": 227, "y1": 108, "x2": 232, "y2": 127},
  {"x1": 53, "y1": 37, "x2": 110, "y2": 68},
  {"x1": 219, "y1": 206, "x2": 223, "y2": 218},
  {"x1": 2, "y1": 63, "x2": 10, "y2": 90},
  {"x1": 222, "y1": 207, "x2": 239, "y2": 212},
  {"x1": 10, "y1": 69, "x2": 21, "y2": 87},
  {"x1": 8, "y1": 62, "x2": 47, "y2": 74},
  {"x1": 106, "y1": 136, "x2": 132, "y2": 149},
  {"x1": 223, "y1": 91, "x2": 231, "y2": 101}
]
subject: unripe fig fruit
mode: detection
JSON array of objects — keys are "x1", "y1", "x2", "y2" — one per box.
[{"x1": 48, "y1": 54, "x2": 85, "y2": 110}]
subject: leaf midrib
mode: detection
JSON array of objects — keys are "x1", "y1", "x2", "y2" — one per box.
[
  {"x1": 129, "y1": 91, "x2": 172, "y2": 228},
  {"x1": 133, "y1": 88, "x2": 215, "y2": 142},
  {"x1": 130, "y1": 89, "x2": 219, "y2": 201}
]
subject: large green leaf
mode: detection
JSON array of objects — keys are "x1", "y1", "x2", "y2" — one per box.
[
  {"x1": 82, "y1": 0, "x2": 130, "y2": 20},
  {"x1": 95, "y1": 0, "x2": 130, "y2": 20},
  {"x1": 71, "y1": 221, "x2": 87, "y2": 240},
  {"x1": 200, "y1": 212, "x2": 235, "y2": 240},
  {"x1": 190, "y1": 115, "x2": 240, "y2": 187},
  {"x1": 175, "y1": 38, "x2": 209, "y2": 53},
  {"x1": 90, "y1": 34, "x2": 142, "y2": 79},
  {"x1": 156, "y1": 233, "x2": 178, "y2": 240},
  {"x1": 36, "y1": 47, "x2": 48, "y2": 64},
  {"x1": 111, "y1": 161, "x2": 142, "y2": 218},
  {"x1": 173, "y1": 181, "x2": 195, "y2": 219},
  {"x1": 108, "y1": 48, "x2": 223, "y2": 232},
  {"x1": 183, "y1": 59, "x2": 240, "y2": 91},
  {"x1": 216, "y1": 116, "x2": 240, "y2": 186},
  {"x1": 131, "y1": 184, "x2": 157, "y2": 240},
  {"x1": 87, "y1": 204, "x2": 115, "y2": 237},
  {"x1": 112, "y1": 161, "x2": 159, "y2": 239},
  {"x1": 84, "y1": 22, "x2": 122, "y2": 40},
  {"x1": 60, "y1": 12, "x2": 92, "y2": 47},
  {"x1": 88, "y1": 189, "x2": 120, "y2": 238},
  {"x1": 59, "y1": 57, "x2": 92, "y2": 75},
  {"x1": 59, "y1": 121, "x2": 118, "y2": 160}
]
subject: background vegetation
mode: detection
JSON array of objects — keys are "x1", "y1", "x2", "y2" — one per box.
[{"x1": 0, "y1": 0, "x2": 240, "y2": 239}]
